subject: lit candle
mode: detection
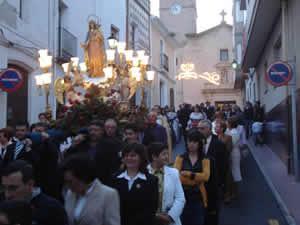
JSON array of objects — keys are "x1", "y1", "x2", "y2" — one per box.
[
  {"x1": 106, "y1": 49, "x2": 116, "y2": 61},
  {"x1": 124, "y1": 50, "x2": 133, "y2": 62},
  {"x1": 146, "y1": 71, "x2": 155, "y2": 81},
  {"x1": 79, "y1": 62, "x2": 87, "y2": 72},
  {"x1": 117, "y1": 42, "x2": 126, "y2": 54},
  {"x1": 62, "y1": 63, "x2": 70, "y2": 73},
  {"x1": 71, "y1": 57, "x2": 79, "y2": 67},
  {"x1": 103, "y1": 66, "x2": 113, "y2": 79}
]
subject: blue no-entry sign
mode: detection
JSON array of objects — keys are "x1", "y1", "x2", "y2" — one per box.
[
  {"x1": 266, "y1": 61, "x2": 292, "y2": 87},
  {"x1": 0, "y1": 68, "x2": 24, "y2": 93}
]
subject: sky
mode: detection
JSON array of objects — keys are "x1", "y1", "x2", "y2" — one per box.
[{"x1": 151, "y1": 0, "x2": 233, "y2": 32}]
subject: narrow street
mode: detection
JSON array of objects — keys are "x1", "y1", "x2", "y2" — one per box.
[
  {"x1": 173, "y1": 140, "x2": 288, "y2": 225},
  {"x1": 1, "y1": 0, "x2": 300, "y2": 224}
]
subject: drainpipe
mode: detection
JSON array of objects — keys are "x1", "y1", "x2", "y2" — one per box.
[
  {"x1": 282, "y1": 0, "x2": 292, "y2": 174},
  {"x1": 52, "y1": 0, "x2": 58, "y2": 120},
  {"x1": 282, "y1": 0, "x2": 299, "y2": 180}
]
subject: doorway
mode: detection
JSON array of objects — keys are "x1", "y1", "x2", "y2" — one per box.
[
  {"x1": 160, "y1": 80, "x2": 167, "y2": 107},
  {"x1": 215, "y1": 101, "x2": 236, "y2": 110},
  {"x1": 170, "y1": 88, "x2": 174, "y2": 108}
]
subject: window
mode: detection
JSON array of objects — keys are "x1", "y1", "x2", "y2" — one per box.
[
  {"x1": 160, "y1": 40, "x2": 164, "y2": 65},
  {"x1": 237, "y1": 44, "x2": 242, "y2": 63},
  {"x1": 130, "y1": 24, "x2": 136, "y2": 50},
  {"x1": 221, "y1": 69, "x2": 229, "y2": 83},
  {"x1": 160, "y1": 40, "x2": 164, "y2": 53},
  {"x1": 235, "y1": 1, "x2": 243, "y2": 22},
  {"x1": 220, "y1": 49, "x2": 229, "y2": 61},
  {"x1": 111, "y1": 25, "x2": 120, "y2": 40}
]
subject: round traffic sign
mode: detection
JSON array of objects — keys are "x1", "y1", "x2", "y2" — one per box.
[
  {"x1": 0, "y1": 68, "x2": 24, "y2": 93},
  {"x1": 266, "y1": 61, "x2": 292, "y2": 87}
]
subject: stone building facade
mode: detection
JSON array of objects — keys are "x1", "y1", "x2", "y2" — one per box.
[
  {"x1": 176, "y1": 22, "x2": 242, "y2": 107},
  {"x1": 159, "y1": 0, "x2": 197, "y2": 34},
  {"x1": 151, "y1": 0, "x2": 242, "y2": 108}
]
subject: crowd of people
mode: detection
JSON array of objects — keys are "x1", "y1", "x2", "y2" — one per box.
[{"x1": 0, "y1": 102, "x2": 265, "y2": 225}]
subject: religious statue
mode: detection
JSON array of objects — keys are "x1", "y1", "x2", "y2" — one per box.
[
  {"x1": 120, "y1": 76, "x2": 130, "y2": 101},
  {"x1": 81, "y1": 20, "x2": 106, "y2": 77}
]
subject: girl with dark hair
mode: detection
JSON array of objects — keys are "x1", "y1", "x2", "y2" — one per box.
[
  {"x1": 174, "y1": 131, "x2": 210, "y2": 225},
  {"x1": 112, "y1": 143, "x2": 159, "y2": 225}
]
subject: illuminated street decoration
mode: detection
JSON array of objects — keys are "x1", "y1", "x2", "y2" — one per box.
[{"x1": 176, "y1": 63, "x2": 221, "y2": 85}]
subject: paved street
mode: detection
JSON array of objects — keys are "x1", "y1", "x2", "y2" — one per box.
[{"x1": 173, "y1": 140, "x2": 288, "y2": 225}]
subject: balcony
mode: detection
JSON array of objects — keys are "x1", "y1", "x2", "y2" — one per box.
[
  {"x1": 160, "y1": 53, "x2": 169, "y2": 72},
  {"x1": 57, "y1": 27, "x2": 77, "y2": 62}
]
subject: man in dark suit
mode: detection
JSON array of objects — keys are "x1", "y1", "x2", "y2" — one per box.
[
  {"x1": 198, "y1": 120, "x2": 228, "y2": 225},
  {"x1": 29, "y1": 123, "x2": 62, "y2": 200},
  {"x1": 14, "y1": 121, "x2": 37, "y2": 163},
  {"x1": 0, "y1": 128, "x2": 16, "y2": 169},
  {"x1": 1, "y1": 160, "x2": 68, "y2": 225},
  {"x1": 143, "y1": 111, "x2": 168, "y2": 146},
  {"x1": 204, "y1": 102, "x2": 216, "y2": 121}
]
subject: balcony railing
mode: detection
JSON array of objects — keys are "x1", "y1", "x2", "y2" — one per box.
[
  {"x1": 160, "y1": 53, "x2": 169, "y2": 72},
  {"x1": 58, "y1": 27, "x2": 77, "y2": 61}
]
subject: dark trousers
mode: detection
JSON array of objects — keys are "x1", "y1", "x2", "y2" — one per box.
[
  {"x1": 204, "y1": 189, "x2": 221, "y2": 225},
  {"x1": 204, "y1": 209, "x2": 219, "y2": 225},
  {"x1": 181, "y1": 198, "x2": 205, "y2": 225}
]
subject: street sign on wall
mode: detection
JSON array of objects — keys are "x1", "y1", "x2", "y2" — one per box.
[
  {"x1": 0, "y1": 68, "x2": 24, "y2": 93},
  {"x1": 266, "y1": 61, "x2": 292, "y2": 87}
]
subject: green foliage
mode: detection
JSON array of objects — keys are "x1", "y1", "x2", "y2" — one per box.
[{"x1": 55, "y1": 94, "x2": 148, "y2": 134}]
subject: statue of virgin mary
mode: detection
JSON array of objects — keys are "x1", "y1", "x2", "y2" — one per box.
[{"x1": 81, "y1": 20, "x2": 106, "y2": 77}]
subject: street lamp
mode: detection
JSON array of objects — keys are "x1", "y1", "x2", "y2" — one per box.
[
  {"x1": 105, "y1": 39, "x2": 155, "y2": 105},
  {"x1": 231, "y1": 59, "x2": 238, "y2": 70},
  {"x1": 36, "y1": 49, "x2": 53, "y2": 116},
  {"x1": 107, "y1": 35, "x2": 118, "y2": 49}
]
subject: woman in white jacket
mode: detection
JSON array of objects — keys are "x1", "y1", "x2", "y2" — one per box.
[{"x1": 148, "y1": 143, "x2": 186, "y2": 225}]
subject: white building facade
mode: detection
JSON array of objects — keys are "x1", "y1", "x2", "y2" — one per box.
[
  {"x1": 238, "y1": 0, "x2": 300, "y2": 169},
  {"x1": 150, "y1": 16, "x2": 178, "y2": 108},
  {"x1": 0, "y1": 0, "x2": 126, "y2": 127}
]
